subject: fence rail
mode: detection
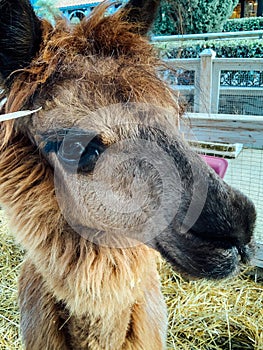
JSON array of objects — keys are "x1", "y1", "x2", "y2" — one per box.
[
  {"x1": 151, "y1": 29, "x2": 263, "y2": 42},
  {"x1": 183, "y1": 113, "x2": 263, "y2": 148}
]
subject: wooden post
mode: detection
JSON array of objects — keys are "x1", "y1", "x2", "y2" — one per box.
[{"x1": 199, "y1": 49, "x2": 216, "y2": 114}]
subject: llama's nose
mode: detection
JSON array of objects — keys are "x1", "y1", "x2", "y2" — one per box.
[
  {"x1": 188, "y1": 186, "x2": 256, "y2": 249},
  {"x1": 227, "y1": 190, "x2": 256, "y2": 247}
]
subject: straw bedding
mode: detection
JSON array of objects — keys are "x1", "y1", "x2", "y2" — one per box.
[{"x1": 0, "y1": 210, "x2": 262, "y2": 350}]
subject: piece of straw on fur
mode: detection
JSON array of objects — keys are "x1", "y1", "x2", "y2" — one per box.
[{"x1": 0, "y1": 210, "x2": 262, "y2": 350}]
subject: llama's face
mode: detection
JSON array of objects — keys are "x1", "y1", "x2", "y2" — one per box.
[
  {"x1": 0, "y1": 0, "x2": 256, "y2": 279},
  {"x1": 31, "y1": 98, "x2": 255, "y2": 279}
]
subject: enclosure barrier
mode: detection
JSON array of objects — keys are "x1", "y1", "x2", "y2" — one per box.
[{"x1": 162, "y1": 49, "x2": 263, "y2": 115}]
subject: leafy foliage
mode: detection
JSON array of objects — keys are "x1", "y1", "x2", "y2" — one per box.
[
  {"x1": 223, "y1": 17, "x2": 263, "y2": 32},
  {"x1": 153, "y1": 1, "x2": 178, "y2": 35},
  {"x1": 154, "y1": 0, "x2": 239, "y2": 35},
  {"x1": 156, "y1": 39, "x2": 263, "y2": 59}
]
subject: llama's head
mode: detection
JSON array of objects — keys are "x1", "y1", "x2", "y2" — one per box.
[{"x1": 0, "y1": 0, "x2": 256, "y2": 279}]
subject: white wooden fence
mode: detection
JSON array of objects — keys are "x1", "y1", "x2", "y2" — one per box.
[{"x1": 164, "y1": 49, "x2": 263, "y2": 115}]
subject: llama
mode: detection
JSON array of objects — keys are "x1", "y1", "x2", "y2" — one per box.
[{"x1": 0, "y1": 0, "x2": 256, "y2": 349}]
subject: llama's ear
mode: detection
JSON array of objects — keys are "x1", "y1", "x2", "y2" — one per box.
[
  {"x1": 123, "y1": 0, "x2": 160, "y2": 35},
  {"x1": 0, "y1": 0, "x2": 42, "y2": 84}
]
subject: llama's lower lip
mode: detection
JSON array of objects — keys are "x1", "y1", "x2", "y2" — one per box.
[
  {"x1": 168, "y1": 248, "x2": 239, "y2": 280},
  {"x1": 188, "y1": 229, "x2": 254, "y2": 263},
  {"x1": 154, "y1": 230, "x2": 254, "y2": 280}
]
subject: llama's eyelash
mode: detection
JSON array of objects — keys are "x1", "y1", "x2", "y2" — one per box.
[
  {"x1": 41, "y1": 128, "x2": 85, "y2": 155},
  {"x1": 40, "y1": 128, "x2": 71, "y2": 154},
  {"x1": 43, "y1": 140, "x2": 63, "y2": 154}
]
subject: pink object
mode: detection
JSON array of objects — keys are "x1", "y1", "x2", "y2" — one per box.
[{"x1": 200, "y1": 155, "x2": 228, "y2": 179}]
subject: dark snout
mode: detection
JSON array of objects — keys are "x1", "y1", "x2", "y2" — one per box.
[
  {"x1": 152, "y1": 152, "x2": 256, "y2": 280},
  {"x1": 190, "y1": 178, "x2": 256, "y2": 260}
]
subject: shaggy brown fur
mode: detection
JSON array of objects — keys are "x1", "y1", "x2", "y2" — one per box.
[
  {"x1": 0, "y1": 2, "x2": 173, "y2": 349},
  {"x1": 0, "y1": 1, "x2": 256, "y2": 349},
  {"x1": 0, "y1": 123, "x2": 167, "y2": 350}
]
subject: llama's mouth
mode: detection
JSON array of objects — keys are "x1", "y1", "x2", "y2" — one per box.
[
  {"x1": 152, "y1": 231, "x2": 255, "y2": 280},
  {"x1": 191, "y1": 232, "x2": 255, "y2": 265}
]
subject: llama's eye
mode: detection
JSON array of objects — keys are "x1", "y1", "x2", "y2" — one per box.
[
  {"x1": 59, "y1": 140, "x2": 85, "y2": 161},
  {"x1": 41, "y1": 129, "x2": 105, "y2": 173},
  {"x1": 58, "y1": 133, "x2": 105, "y2": 173},
  {"x1": 77, "y1": 139, "x2": 105, "y2": 173}
]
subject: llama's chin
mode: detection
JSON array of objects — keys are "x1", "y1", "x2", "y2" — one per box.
[{"x1": 163, "y1": 247, "x2": 241, "y2": 280}]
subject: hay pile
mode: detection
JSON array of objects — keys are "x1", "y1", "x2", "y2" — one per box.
[
  {"x1": 160, "y1": 264, "x2": 263, "y2": 349},
  {"x1": 0, "y1": 210, "x2": 23, "y2": 350},
  {"x1": 0, "y1": 210, "x2": 262, "y2": 350}
]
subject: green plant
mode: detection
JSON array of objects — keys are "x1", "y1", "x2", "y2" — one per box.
[
  {"x1": 155, "y1": 39, "x2": 263, "y2": 59},
  {"x1": 223, "y1": 17, "x2": 263, "y2": 32},
  {"x1": 154, "y1": 0, "x2": 238, "y2": 35},
  {"x1": 154, "y1": 1, "x2": 176, "y2": 35}
]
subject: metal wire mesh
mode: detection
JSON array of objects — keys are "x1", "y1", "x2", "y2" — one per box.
[
  {"x1": 214, "y1": 69, "x2": 262, "y2": 243},
  {"x1": 224, "y1": 147, "x2": 263, "y2": 244},
  {"x1": 220, "y1": 70, "x2": 263, "y2": 87},
  {"x1": 218, "y1": 70, "x2": 263, "y2": 115},
  {"x1": 218, "y1": 93, "x2": 263, "y2": 115},
  {"x1": 159, "y1": 69, "x2": 195, "y2": 86}
]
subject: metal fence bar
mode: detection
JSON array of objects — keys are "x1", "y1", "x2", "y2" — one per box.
[{"x1": 151, "y1": 29, "x2": 263, "y2": 42}]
